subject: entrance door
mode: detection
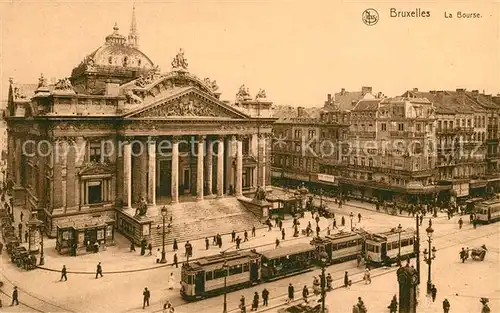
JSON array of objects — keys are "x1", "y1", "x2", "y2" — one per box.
[
  {"x1": 84, "y1": 229, "x2": 97, "y2": 251},
  {"x1": 250, "y1": 260, "x2": 259, "y2": 283},
  {"x1": 159, "y1": 160, "x2": 171, "y2": 197},
  {"x1": 195, "y1": 271, "x2": 205, "y2": 295}
]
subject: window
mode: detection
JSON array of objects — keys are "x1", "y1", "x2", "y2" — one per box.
[
  {"x1": 308, "y1": 130, "x2": 316, "y2": 139},
  {"x1": 381, "y1": 123, "x2": 387, "y2": 131},
  {"x1": 89, "y1": 143, "x2": 101, "y2": 163},
  {"x1": 87, "y1": 181, "x2": 102, "y2": 204},
  {"x1": 368, "y1": 158, "x2": 374, "y2": 167},
  {"x1": 97, "y1": 229, "x2": 104, "y2": 240},
  {"x1": 214, "y1": 268, "x2": 228, "y2": 279},
  {"x1": 137, "y1": 59, "x2": 142, "y2": 66},
  {"x1": 416, "y1": 124, "x2": 421, "y2": 132},
  {"x1": 206, "y1": 271, "x2": 213, "y2": 281},
  {"x1": 294, "y1": 130, "x2": 302, "y2": 139},
  {"x1": 108, "y1": 56, "x2": 113, "y2": 64},
  {"x1": 243, "y1": 138, "x2": 250, "y2": 155},
  {"x1": 106, "y1": 225, "x2": 113, "y2": 238},
  {"x1": 398, "y1": 123, "x2": 404, "y2": 131},
  {"x1": 229, "y1": 265, "x2": 243, "y2": 276}
]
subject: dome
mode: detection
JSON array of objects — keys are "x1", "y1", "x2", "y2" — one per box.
[{"x1": 86, "y1": 23, "x2": 154, "y2": 70}]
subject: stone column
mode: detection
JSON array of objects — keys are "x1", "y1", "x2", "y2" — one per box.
[
  {"x1": 171, "y1": 137, "x2": 179, "y2": 204},
  {"x1": 140, "y1": 141, "x2": 148, "y2": 201},
  {"x1": 123, "y1": 141, "x2": 132, "y2": 208},
  {"x1": 15, "y1": 137, "x2": 21, "y2": 185},
  {"x1": 235, "y1": 136, "x2": 243, "y2": 197},
  {"x1": 61, "y1": 141, "x2": 68, "y2": 212},
  {"x1": 225, "y1": 136, "x2": 235, "y2": 193},
  {"x1": 148, "y1": 139, "x2": 156, "y2": 206},
  {"x1": 196, "y1": 136, "x2": 205, "y2": 201},
  {"x1": 261, "y1": 134, "x2": 267, "y2": 187},
  {"x1": 217, "y1": 136, "x2": 224, "y2": 197},
  {"x1": 206, "y1": 138, "x2": 213, "y2": 195}
]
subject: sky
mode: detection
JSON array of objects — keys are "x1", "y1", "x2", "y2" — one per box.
[{"x1": 0, "y1": 0, "x2": 499, "y2": 107}]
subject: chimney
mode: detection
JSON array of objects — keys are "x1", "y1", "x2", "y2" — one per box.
[
  {"x1": 361, "y1": 86, "x2": 372, "y2": 96},
  {"x1": 327, "y1": 94, "x2": 332, "y2": 103},
  {"x1": 341, "y1": 88, "x2": 345, "y2": 95},
  {"x1": 297, "y1": 106, "x2": 305, "y2": 117},
  {"x1": 413, "y1": 88, "x2": 418, "y2": 92},
  {"x1": 456, "y1": 88, "x2": 465, "y2": 94},
  {"x1": 471, "y1": 90, "x2": 479, "y2": 97},
  {"x1": 429, "y1": 90, "x2": 436, "y2": 94}
]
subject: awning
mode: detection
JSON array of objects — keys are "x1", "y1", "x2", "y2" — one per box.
[{"x1": 469, "y1": 180, "x2": 488, "y2": 189}]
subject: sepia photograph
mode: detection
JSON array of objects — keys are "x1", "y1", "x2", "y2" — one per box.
[{"x1": 0, "y1": 0, "x2": 498, "y2": 312}]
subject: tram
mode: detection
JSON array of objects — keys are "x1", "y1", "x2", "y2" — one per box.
[
  {"x1": 260, "y1": 243, "x2": 316, "y2": 281},
  {"x1": 310, "y1": 231, "x2": 364, "y2": 264},
  {"x1": 364, "y1": 228, "x2": 416, "y2": 265},
  {"x1": 475, "y1": 198, "x2": 500, "y2": 224}
]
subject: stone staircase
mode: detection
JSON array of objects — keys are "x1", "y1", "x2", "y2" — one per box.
[{"x1": 149, "y1": 197, "x2": 264, "y2": 247}]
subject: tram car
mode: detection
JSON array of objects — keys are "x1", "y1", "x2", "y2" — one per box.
[
  {"x1": 180, "y1": 250, "x2": 260, "y2": 300},
  {"x1": 310, "y1": 231, "x2": 364, "y2": 264},
  {"x1": 364, "y1": 227, "x2": 416, "y2": 265},
  {"x1": 260, "y1": 242, "x2": 316, "y2": 281},
  {"x1": 475, "y1": 198, "x2": 500, "y2": 224}
]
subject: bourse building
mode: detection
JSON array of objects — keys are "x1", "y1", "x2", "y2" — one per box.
[{"x1": 5, "y1": 21, "x2": 274, "y2": 250}]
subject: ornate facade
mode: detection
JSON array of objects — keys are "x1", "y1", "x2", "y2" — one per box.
[{"x1": 6, "y1": 18, "x2": 274, "y2": 242}]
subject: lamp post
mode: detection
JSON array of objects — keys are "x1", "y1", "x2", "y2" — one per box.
[
  {"x1": 415, "y1": 214, "x2": 421, "y2": 285},
  {"x1": 160, "y1": 206, "x2": 167, "y2": 263},
  {"x1": 397, "y1": 224, "x2": 402, "y2": 261},
  {"x1": 423, "y1": 219, "x2": 436, "y2": 294},
  {"x1": 319, "y1": 251, "x2": 328, "y2": 313},
  {"x1": 39, "y1": 223, "x2": 45, "y2": 266},
  {"x1": 222, "y1": 260, "x2": 229, "y2": 313},
  {"x1": 349, "y1": 212, "x2": 353, "y2": 231},
  {"x1": 319, "y1": 188, "x2": 324, "y2": 208}
]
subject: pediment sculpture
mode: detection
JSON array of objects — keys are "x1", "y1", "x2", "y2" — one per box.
[
  {"x1": 85, "y1": 56, "x2": 96, "y2": 71},
  {"x1": 255, "y1": 89, "x2": 267, "y2": 100},
  {"x1": 13, "y1": 87, "x2": 27, "y2": 99},
  {"x1": 79, "y1": 161, "x2": 113, "y2": 176},
  {"x1": 125, "y1": 90, "x2": 143, "y2": 104},
  {"x1": 135, "y1": 71, "x2": 159, "y2": 88},
  {"x1": 171, "y1": 48, "x2": 189, "y2": 71},
  {"x1": 54, "y1": 78, "x2": 74, "y2": 90},
  {"x1": 236, "y1": 84, "x2": 252, "y2": 101},
  {"x1": 137, "y1": 98, "x2": 221, "y2": 118}
]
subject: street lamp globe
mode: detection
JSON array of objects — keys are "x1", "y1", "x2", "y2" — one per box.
[
  {"x1": 349, "y1": 212, "x2": 353, "y2": 219},
  {"x1": 319, "y1": 251, "x2": 328, "y2": 265},
  {"x1": 426, "y1": 220, "x2": 434, "y2": 239},
  {"x1": 161, "y1": 206, "x2": 167, "y2": 217},
  {"x1": 397, "y1": 224, "x2": 402, "y2": 232}
]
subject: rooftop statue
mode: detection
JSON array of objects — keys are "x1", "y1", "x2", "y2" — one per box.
[
  {"x1": 171, "y1": 48, "x2": 188, "y2": 71},
  {"x1": 54, "y1": 78, "x2": 73, "y2": 90},
  {"x1": 204, "y1": 78, "x2": 219, "y2": 92},
  {"x1": 38, "y1": 73, "x2": 47, "y2": 88},
  {"x1": 236, "y1": 84, "x2": 252, "y2": 101},
  {"x1": 255, "y1": 89, "x2": 267, "y2": 100}
]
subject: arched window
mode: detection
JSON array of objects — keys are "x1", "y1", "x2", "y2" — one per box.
[
  {"x1": 108, "y1": 56, "x2": 113, "y2": 64},
  {"x1": 123, "y1": 56, "x2": 128, "y2": 67},
  {"x1": 137, "y1": 59, "x2": 142, "y2": 67}
]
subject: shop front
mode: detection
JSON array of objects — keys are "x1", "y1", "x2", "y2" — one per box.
[{"x1": 56, "y1": 216, "x2": 115, "y2": 256}]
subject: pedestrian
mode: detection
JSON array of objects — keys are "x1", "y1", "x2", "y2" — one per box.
[
  {"x1": 302, "y1": 285, "x2": 309, "y2": 303},
  {"x1": 140, "y1": 238, "x2": 147, "y2": 255},
  {"x1": 252, "y1": 226, "x2": 256, "y2": 237},
  {"x1": 363, "y1": 268, "x2": 371, "y2": 284},
  {"x1": 262, "y1": 288, "x2": 269, "y2": 306},
  {"x1": 431, "y1": 284, "x2": 437, "y2": 302},
  {"x1": 473, "y1": 218, "x2": 477, "y2": 229},
  {"x1": 315, "y1": 215, "x2": 320, "y2": 225},
  {"x1": 388, "y1": 294, "x2": 398, "y2": 313},
  {"x1": 316, "y1": 225, "x2": 320, "y2": 236},
  {"x1": 244, "y1": 230, "x2": 249, "y2": 242},
  {"x1": 460, "y1": 247, "x2": 466, "y2": 263},
  {"x1": 130, "y1": 240, "x2": 136, "y2": 252},
  {"x1": 163, "y1": 301, "x2": 172, "y2": 313},
  {"x1": 240, "y1": 295, "x2": 246, "y2": 313},
  {"x1": 458, "y1": 218, "x2": 463, "y2": 229},
  {"x1": 357, "y1": 297, "x2": 367, "y2": 313},
  {"x1": 173, "y1": 238, "x2": 178, "y2": 251},
  {"x1": 213, "y1": 235, "x2": 217, "y2": 245},
  {"x1": 156, "y1": 248, "x2": 162, "y2": 263},
  {"x1": 60, "y1": 265, "x2": 67, "y2": 281},
  {"x1": 205, "y1": 237, "x2": 209, "y2": 250},
  {"x1": 333, "y1": 218, "x2": 337, "y2": 229},
  {"x1": 275, "y1": 238, "x2": 280, "y2": 248},
  {"x1": 344, "y1": 271, "x2": 350, "y2": 288},
  {"x1": 218, "y1": 235, "x2": 223, "y2": 248},
  {"x1": 173, "y1": 253, "x2": 178, "y2": 268},
  {"x1": 20, "y1": 211, "x2": 23, "y2": 222},
  {"x1": 287, "y1": 283, "x2": 294, "y2": 303},
  {"x1": 327, "y1": 226, "x2": 331, "y2": 235},
  {"x1": 232, "y1": 230, "x2": 236, "y2": 242},
  {"x1": 168, "y1": 272, "x2": 175, "y2": 290},
  {"x1": 143, "y1": 287, "x2": 150, "y2": 309},
  {"x1": 341, "y1": 216, "x2": 345, "y2": 226},
  {"x1": 279, "y1": 219, "x2": 283, "y2": 230},
  {"x1": 95, "y1": 262, "x2": 103, "y2": 279},
  {"x1": 419, "y1": 215, "x2": 424, "y2": 226},
  {"x1": 147, "y1": 243, "x2": 152, "y2": 256},
  {"x1": 235, "y1": 236, "x2": 241, "y2": 249},
  {"x1": 356, "y1": 254, "x2": 362, "y2": 267},
  {"x1": 442, "y1": 298, "x2": 450, "y2": 313},
  {"x1": 251, "y1": 291, "x2": 259, "y2": 311},
  {"x1": 10, "y1": 286, "x2": 19, "y2": 306},
  {"x1": 281, "y1": 228, "x2": 285, "y2": 240},
  {"x1": 358, "y1": 213, "x2": 362, "y2": 223}
]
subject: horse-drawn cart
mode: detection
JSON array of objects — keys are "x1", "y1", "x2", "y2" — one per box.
[{"x1": 471, "y1": 245, "x2": 488, "y2": 261}]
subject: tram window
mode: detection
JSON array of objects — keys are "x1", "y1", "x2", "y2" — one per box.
[
  {"x1": 206, "y1": 271, "x2": 213, "y2": 281},
  {"x1": 367, "y1": 244, "x2": 375, "y2": 252},
  {"x1": 214, "y1": 268, "x2": 227, "y2": 279},
  {"x1": 375, "y1": 246, "x2": 379, "y2": 253},
  {"x1": 243, "y1": 264, "x2": 250, "y2": 272},
  {"x1": 188, "y1": 275, "x2": 193, "y2": 284},
  {"x1": 337, "y1": 242, "x2": 347, "y2": 249},
  {"x1": 401, "y1": 239, "x2": 409, "y2": 247},
  {"x1": 409, "y1": 238, "x2": 414, "y2": 245},
  {"x1": 348, "y1": 240, "x2": 357, "y2": 247},
  {"x1": 357, "y1": 239, "x2": 363, "y2": 245},
  {"x1": 229, "y1": 265, "x2": 243, "y2": 276}
]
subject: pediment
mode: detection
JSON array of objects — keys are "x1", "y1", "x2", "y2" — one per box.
[
  {"x1": 125, "y1": 89, "x2": 249, "y2": 119},
  {"x1": 79, "y1": 162, "x2": 113, "y2": 176}
]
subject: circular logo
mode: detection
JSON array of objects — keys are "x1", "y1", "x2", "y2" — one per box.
[{"x1": 362, "y1": 9, "x2": 379, "y2": 26}]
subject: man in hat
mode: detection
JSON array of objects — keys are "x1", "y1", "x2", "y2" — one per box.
[{"x1": 11, "y1": 286, "x2": 19, "y2": 306}]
